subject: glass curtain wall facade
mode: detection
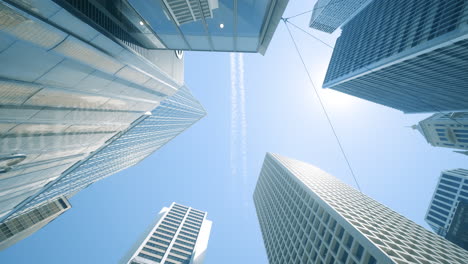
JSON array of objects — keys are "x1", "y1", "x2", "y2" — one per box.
[
  {"x1": 413, "y1": 112, "x2": 468, "y2": 152},
  {"x1": 53, "y1": 0, "x2": 289, "y2": 54},
  {"x1": 323, "y1": 0, "x2": 468, "y2": 113},
  {"x1": 1, "y1": 86, "x2": 206, "y2": 226},
  {"x1": 0, "y1": 0, "x2": 184, "y2": 219},
  {"x1": 309, "y1": 0, "x2": 372, "y2": 33},
  {"x1": 254, "y1": 153, "x2": 468, "y2": 264},
  {"x1": 121, "y1": 203, "x2": 212, "y2": 264},
  {"x1": 425, "y1": 169, "x2": 468, "y2": 250}
]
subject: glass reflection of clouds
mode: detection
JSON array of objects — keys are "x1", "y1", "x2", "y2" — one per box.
[{"x1": 127, "y1": 0, "x2": 283, "y2": 52}]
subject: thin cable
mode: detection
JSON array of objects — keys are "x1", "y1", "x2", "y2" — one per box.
[
  {"x1": 286, "y1": 20, "x2": 334, "y2": 49},
  {"x1": 287, "y1": 18, "x2": 463, "y2": 126},
  {"x1": 284, "y1": 9, "x2": 313, "y2": 20},
  {"x1": 282, "y1": 18, "x2": 362, "y2": 192},
  {"x1": 284, "y1": 0, "x2": 349, "y2": 20}
]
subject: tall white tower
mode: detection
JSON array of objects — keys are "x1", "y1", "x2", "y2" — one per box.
[
  {"x1": 254, "y1": 153, "x2": 468, "y2": 264},
  {"x1": 122, "y1": 203, "x2": 212, "y2": 264}
]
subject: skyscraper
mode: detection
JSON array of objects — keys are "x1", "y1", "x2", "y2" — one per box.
[
  {"x1": 0, "y1": 0, "x2": 184, "y2": 219},
  {"x1": 254, "y1": 153, "x2": 468, "y2": 264},
  {"x1": 56, "y1": 0, "x2": 289, "y2": 53},
  {"x1": 412, "y1": 112, "x2": 468, "y2": 152},
  {"x1": 425, "y1": 169, "x2": 468, "y2": 250},
  {"x1": 309, "y1": 0, "x2": 372, "y2": 33},
  {"x1": 121, "y1": 203, "x2": 212, "y2": 264},
  {"x1": 322, "y1": 0, "x2": 468, "y2": 113},
  {"x1": 0, "y1": 197, "x2": 70, "y2": 250},
  {"x1": 0, "y1": 86, "x2": 206, "y2": 247}
]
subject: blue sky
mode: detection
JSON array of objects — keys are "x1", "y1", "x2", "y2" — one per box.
[{"x1": 1, "y1": 0, "x2": 467, "y2": 263}]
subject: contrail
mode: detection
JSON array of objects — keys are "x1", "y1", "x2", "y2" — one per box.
[
  {"x1": 230, "y1": 53, "x2": 248, "y2": 186},
  {"x1": 230, "y1": 53, "x2": 238, "y2": 178},
  {"x1": 238, "y1": 53, "x2": 247, "y2": 185}
]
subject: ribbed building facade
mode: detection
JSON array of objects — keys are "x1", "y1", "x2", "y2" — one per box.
[
  {"x1": 0, "y1": 197, "x2": 70, "y2": 250},
  {"x1": 163, "y1": 0, "x2": 219, "y2": 26},
  {"x1": 1, "y1": 86, "x2": 205, "y2": 228},
  {"x1": 0, "y1": 0, "x2": 184, "y2": 220},
  {"x1": 309, "y1": 0, "x2": 372, "y2": 33},
  {"x1": 323, "y1": 0, "x2": 468, "y2": 113},
  {"x1": 121, "y1": 203, "x2": 212, "y2": 264},
  {"x1": 425, "y1": 169, "x2": 468, "y2": 250},
  {"x1": 254, "y1": 153, "x2": 468, "y2": 264}
]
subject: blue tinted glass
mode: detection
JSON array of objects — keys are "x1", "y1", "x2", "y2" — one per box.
[
  {"x1": 428, "y1": 211, "x2": 447, "y2": 222},
  {"x1": 206, "y1": 0, "x2": 234, "y2": 51},
  {"x1": 436, "y1": 128, "x2": 445, "y2": 132},
  {"x1": 454, "y1": 129, "x2": 468, "y2": 133},
  {"x1": 430, "y1": 205, "x2": 448, "y2": 217},
  {"x1": 426, "y1": 216, "x2": 445, "y2": 227},
  {"x1": 127, "y1": 0, "x2": 275, "y2": 52},
  {"x1": 432, "y1": 200, "x2": 451, "y2": 210},
  {"x1": 436, "y1": 189, "x2": 456, "y2": 199},
  {"x1": 236, "y1": 0, "x2": 270, "y2": 50},
  {"x1": 442, "y1": 174, "x2": 462, "y2": 182},
  {"x1": 439, "y1": 137, "x2": 448, "y2": 141},
  {"x1": 179, "y1": 20, "x2": 211, "y2": 50},
  {"x1": 458, "y1": 139, "x2": 468, "y2": 143},
  {"x1": 440, "y1": 179, "x2": 460, "y2": 188},
  {"x1": 461, "y1": 191, "x2": 468, "y2": 197},
  {"x1": 438, "y1": 184, "x2": 457, "y2": 193},
  {"x1": 128, "y1": 0, "x2": 189, "y2": 49},
  {"x1": 434, "y1": 195, "x2": 454, "y2": 205}
]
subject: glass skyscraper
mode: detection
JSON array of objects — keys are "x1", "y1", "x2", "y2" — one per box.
[
  {"x1": 254, "y1": 153, "x2": 468, "y2": 264},
  {"x1": 309, "y1": 0, "x2": 372, "y2": 33},
  {"x1": 412, "y1": 112, "x2": 468, "y2": 152},
  {"x1": 1, "y1": 86, "x2": 205, "y2": 232},
  {"x1": 323, "y1": 0, "x2": 468, "y2": 113},
  {"x1": 0, "y1": 0, "x2": 184, "y2": 220},
  {"x1": 425, "y1": 169, "x2": 468, "y2": 250},
  {"x1": 121, "y1": 203, "x2": 212, "y2": 264},
  {"x1": 54, "y1": 0, "x2": 289, "y2": 54}
]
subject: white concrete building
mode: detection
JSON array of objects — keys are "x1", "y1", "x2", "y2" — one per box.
[
  {"x1": 254, "y1": 153, "x2": 468, "y2": 264},
  {"x1": 121, "y1": 203, "x2": 212, "y2": 264},
  {"x1": 413, "y1": 112, "x2": 468, "y2": 152}
]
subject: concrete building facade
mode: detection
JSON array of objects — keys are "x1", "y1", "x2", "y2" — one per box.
[
  {"x1": 254, "y1": 153, "x2": 468, "y2": 264},
  {"x1": 413, "y1": 112, "x2": 468, "y2": 152},
  {"x1": 121, "y1": 203, "x2": 212, "y2": 264}
]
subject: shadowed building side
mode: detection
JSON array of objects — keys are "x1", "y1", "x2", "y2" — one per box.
[{"x1": 323, "y1": 0, "x2": 468, "y2": 113}]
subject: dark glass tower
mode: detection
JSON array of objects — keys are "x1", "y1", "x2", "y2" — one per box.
[{"x1": 323, "y1": 0, "x2": 468, "y2": 113}]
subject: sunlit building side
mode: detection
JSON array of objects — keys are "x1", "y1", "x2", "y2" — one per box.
[
  {"x1": 413, "y1": 112, "x2": 468, "y2": 152},
  {"x1": 0, "y1": 0, "x2": 184, "y2": 220},
  {"x1": 254, "y1": 153, "x2": 468, "y2": 264},
  {"x1": 121, "y1": 203, "x2": 212, "y2": 264}
]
